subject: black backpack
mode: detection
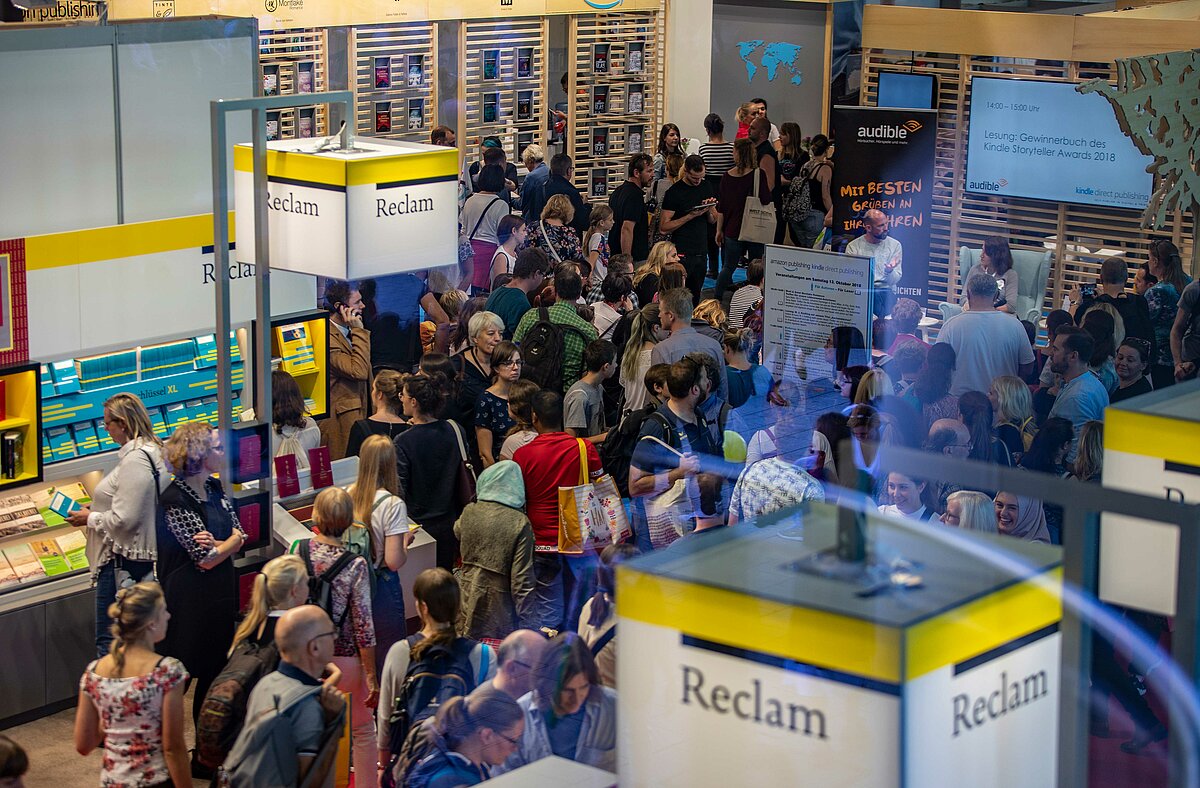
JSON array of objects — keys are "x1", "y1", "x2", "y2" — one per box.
[
  {"x1": 520, "y1": 307, "x2": 589, "y2": 395},
  {"x1": 600, "y1": 404, "x2": 658, "y2": 498},
  {"x1": 381, "y1": 635, "x2": 483, "y2": 788},
  {"x1": 296, "y1": 539, "x2": 357, "y2": 632},
  {"x1": 195, "y1": 637, "x2": 281, "y2": 768}
]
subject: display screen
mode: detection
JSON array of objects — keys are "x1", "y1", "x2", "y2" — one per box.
[
  {"x1": 877, "y1": 72, "x2": 936, "y2": 110},
  {"x1": 965, "y1": 77, "x2": 1153, "y2": 210}
]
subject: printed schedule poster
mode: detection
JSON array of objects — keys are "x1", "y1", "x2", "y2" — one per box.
[
  {"x1": 965, "y1": 78, "x2": 1154, "y2": 210},
  {"x1": 762, "y1": 245, "x2": 872, "y2": 383}
]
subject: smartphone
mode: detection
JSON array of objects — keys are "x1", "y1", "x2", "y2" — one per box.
[{"x1": 1080, "y1": 283, "x2": 1096, "y2": 299}]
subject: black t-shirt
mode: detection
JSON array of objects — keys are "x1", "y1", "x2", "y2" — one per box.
[
  {"x1": 1110, "y1": 375, "x2": 1153, "y2": 404},
  {"x1": 661, "y1": 179, "x2": 715, "y2": 255},
  {"x1": 756, "y1": 140, "x2": 779, "y2": 195},
  {"x1": 609, "y1": 181, "x2": 650, "y2": 262}
]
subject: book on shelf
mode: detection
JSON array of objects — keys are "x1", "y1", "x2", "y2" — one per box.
[
  {"x1": 30, "y1": 538, "x2": 71, "y2": 577},
  {"x1": 1, "y1": 429, "x2": 23, "y2": 479},
  {"x1": 0, "y1": 553, "x2": 18, "y2": 589},
  {"x1": 3, "y1": 543, "x2": 46, "y2": 582},
  {"x1": 55, "y1": 530, "x2": 89, "y2": 571},
  {"x1": 0, "y1": 493, "x2": 43, "y2": 538}
]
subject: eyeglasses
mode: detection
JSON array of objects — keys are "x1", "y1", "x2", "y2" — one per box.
[
  {"x1": 499, "y1": 359, "x2": 524, "y2": 368},
  {"x1": 307, "y1": 629, "x2": 337, "y2": 648}
]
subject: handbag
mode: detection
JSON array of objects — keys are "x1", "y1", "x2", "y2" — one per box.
[
  {"x1": 638, "y1": 435, "x2": 698, "y2": 549},
  {"x1": 557, "y1": 440, "x2": 632, "y2": 554},
  {"x1": 446, "y1": 420, "x2": 477, "y2": 508},
  {"x1": 738, "y1": 166, "x2": 777, "y2": 245}
]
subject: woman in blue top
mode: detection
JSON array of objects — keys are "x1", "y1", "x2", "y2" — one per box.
[
  {"x1": 722, "y1": 328, "x2": 776, "y2": 412},
  {"x1": 1142, "y1": 240, "x2": 1192, "y2": 390},
  {"x1": 405, "y1": 688, "x2": 524, "y2": 788}
]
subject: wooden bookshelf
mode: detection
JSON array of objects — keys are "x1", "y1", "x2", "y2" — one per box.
[
  {"x1": 352, "y1": 21, "x2": 438, "y2": 143},
  {"x1": 0, "y1": 363, "x2": 42, "y2": 492}
]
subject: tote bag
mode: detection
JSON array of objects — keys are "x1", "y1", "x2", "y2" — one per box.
[
  {"x1": 638, "y1": 435, "x2": 698, "y2": 550},
  {"x1": 557, "y1": 439, "x2": 632, "y2": 554},
  {"x1": 738, "y1": 167, "x2": 777, "y2": 245}
]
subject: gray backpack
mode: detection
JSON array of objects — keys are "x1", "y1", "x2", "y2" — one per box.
[{"x1": 223, "y1": 682, "x2": 342, "y2": 788}]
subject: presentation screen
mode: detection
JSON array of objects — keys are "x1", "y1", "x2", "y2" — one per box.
[
  {"x1": 877, "y1": 72, "x2": 937, "y2": 110},
  {"x1": 965, "y1": 77, "x2": 1153, "y2": 210}
]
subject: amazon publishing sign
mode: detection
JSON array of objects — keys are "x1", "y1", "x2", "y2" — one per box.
[{"x1": 233, "y1": 139, "x2": 458, "y2": 279}]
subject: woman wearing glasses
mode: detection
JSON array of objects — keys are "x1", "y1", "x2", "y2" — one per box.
[
  {"x1": 475, "y1": 341, "x2": 522, "y2": 468},
  {"x1": 402, "y1": 687, "x2": 525, "y2": 788}
]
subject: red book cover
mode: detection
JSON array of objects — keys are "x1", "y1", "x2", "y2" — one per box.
[
  {"x1": 236, "y1": 500, "x2": 261, "y2": 544},
  {"x1": 237, "y1": 432, "x2": 262, "y2": 481},
  {"x1": 308, "y1": 446, "x2": 333, "y2": 490},
  {"x1": 0, "y1": 379, "x2": 6, "y2": 421},
  {"x1": 238, "y1": 571, "x2": 259, "y2": 613},
  {"x1": 274, "y1": 454, "x2": 301, "y2": 498}
]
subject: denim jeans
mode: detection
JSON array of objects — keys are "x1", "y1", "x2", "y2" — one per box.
[
  {"x1": 788, "y1": 209, "x2": 826, "y2": 249},
  {"x1": 371, "y1": 569, "x2": 406, "y2": 675},
  {"x1": 531, "y1": 552, "x2": 565, "y2": 632},
  {"x1": 716, "y1": 237, "x2": 764, "y2": 302},
  {"x1": 94, "y1": 558, "x2": 155, "y2": 657},
  {"x1": 679, "y1": 252, "x2": 708, "y2": 305},
  {"x1": 872, "y1": 287, "x2": 894, "y2": 318}
]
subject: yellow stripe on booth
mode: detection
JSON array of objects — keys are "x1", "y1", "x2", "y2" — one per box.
[
  {"x1": 1104, "y1": 407, "x2": 1200, "y2": 467},
  {"x1": 24, "y1": 214, "x2": 236, "y2": 270}
]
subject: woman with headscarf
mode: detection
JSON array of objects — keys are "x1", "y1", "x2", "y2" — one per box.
[
  {"x1": 454, "y1": 461, "x2": 536, "y2": 642},
  {"x1": 993, "y1": 491, "x2": 1050, "y2": 544}
]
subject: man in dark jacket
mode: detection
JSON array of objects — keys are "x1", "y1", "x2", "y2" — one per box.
[
  {"x1": 1073, "y1": 257, "x2": 1155, "y2": 357},
  {"x1": 538, "y1": 153, "x2": 591, "y2": 235}
]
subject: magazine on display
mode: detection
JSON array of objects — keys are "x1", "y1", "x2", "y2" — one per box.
[
  {"x1": 296, "y1": 61, "x2": 314, "y2": 94},
  {"x1": 593, "y1": 128, "x2": 609, "y2": 157},
  {"x1": 408, "y1": 99, "x2": 424, "y2": 130},
  {"x1": 266, "y1": 112, "x2": 280, "y2": 142},
  {"x1": 591, "y1": 170, "x2": 609, "y2": 199},
  {"x1": 627, "y1": 126, "x2": 643, "y2": 153},
  {"x1": 0, "y1": 494, "x2": 44, "y2": 538},
  {"x1": 3, "y1": 543, "x2": 45, "y2": 582},
  {"x1": 593, "y1": 44, "x2": 610, "y2": 74},
  {"x1": 297, "y1": 108, "x2": 315, "y2": 139},
  {"x1": 376, "y1": 102, "x2": 392, "y2": 134},
  {"x1": 628, "y1": 85, "x2": 644, "y2": 115},
  {"x1": 626, "y1": 42, "x2": 644, "y2": 73},
  {"x1": 517, "y1": 47, "x2": 533, "y2": 79},
  {"x1": 374, "y1": 56, "x2": 391, "y2": 89},
  {"x1": 408, "y1": 56, "x2": 423, "y2": 86},
  {"x1": 593, "y1": 85, "x2": 608, "y2": 115},
  {"x1": 517, "y1": 91, "x2": 533, "y2": 121},
  {"x1": 483, "y1": 93, "x2": 499, "y2": 124},
  {"x1": 262, "y1": 64, "x2": 279, "y2": 97},
  {"x1": 483, "y1": 49, "x2": 500, "y2": 81}
]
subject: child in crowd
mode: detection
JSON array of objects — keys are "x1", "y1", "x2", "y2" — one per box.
[
  {"x1": 564, "y1": 340, "x2": 618, "y2": 442},
  {"x1": 500, "y1": 379, "x2": 541, "y2": 461},
  {"x1": 583, "y1": 206, "x2": 614, "y2": 287}
]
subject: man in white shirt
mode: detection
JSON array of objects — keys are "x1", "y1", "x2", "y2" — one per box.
[
  {"x1": 937, "y1": 273, "x2": 1036, "y2": 396},
  {"x1": 846, "y1": 208, "x2": 903, "y2": 317}
]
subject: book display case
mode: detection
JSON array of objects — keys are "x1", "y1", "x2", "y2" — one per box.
[
  {"x1": 352, "y1": 22, "x2": 438, "y2": 143},
  {"x1": 569, "y1": 7, "x2": 666, "y2": 202},
  {"x1": 259, "y1": 28, "x2": 330, "y2": 141},
  {"x1": 458, "y1": 17, "x2": 550, "y2": 166},
  {"x1": 0, "y1": 364, "x2": 42, "y2": 492},
  {"x1": 250, "y1": 309, "x2": 332, "y2": 421}
]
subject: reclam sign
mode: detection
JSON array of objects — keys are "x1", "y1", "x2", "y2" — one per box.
[{"x1": 233, "y1": 139, "x2": 458, "y2": 279}]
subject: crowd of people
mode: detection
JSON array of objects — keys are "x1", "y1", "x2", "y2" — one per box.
[{"x1": 33, "y1": 103, "x2": 1198, "y2": 786}]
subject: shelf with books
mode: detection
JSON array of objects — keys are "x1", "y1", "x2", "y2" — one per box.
[
  {"x1": 39, "y1": 333, "x2": 245, "y2": 468},
  {"x1": 252, "y1": 309, "x2": 331, "y2": 421},
  {"x1": 352, "y1": 22, "x2": 438, "y2": 143},
  {"x1": 0, "y1": 363, "x2": 43, "y2": 494},
  {"x1": 0, "y1": 478, "x2": 95, "y2": 594}
]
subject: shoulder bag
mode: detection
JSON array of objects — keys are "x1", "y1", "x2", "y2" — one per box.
[
  {"x1": 445, "y1": 420, "x2": 477, "y2": 508},
  {"x1": 557, "y1": 439, "x2": 631, "y2": 554},
  {"x1": 738, "y1": 167, "x2": 777, "y2": 245}
]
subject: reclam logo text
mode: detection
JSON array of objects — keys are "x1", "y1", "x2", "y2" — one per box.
[{"x1": 377, "y1": 194, "x2": 435, "y2": 217}]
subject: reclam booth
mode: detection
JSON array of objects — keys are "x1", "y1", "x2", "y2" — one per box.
[{"x1": 0, "y1": 1, "x2": 1199, "y2": 786}]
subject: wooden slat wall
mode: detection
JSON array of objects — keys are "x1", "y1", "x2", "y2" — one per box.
[
  {"x1": 861, "y1": 51, "x2": 1195, "y2": 315},
  {"x1": 569, "y1": 7, "x2": 666, "y2": 203},
  {"x1": 259, "y1": 29, "x2": 329, "y2": 139},
  {"x1": 458, "y1": 18, "x2": 549, "y2": 166},
  {"x1": 351, "y1": 22, "x2": 438, "y2": 143}
]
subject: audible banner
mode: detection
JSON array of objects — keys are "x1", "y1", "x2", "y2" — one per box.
[{"x1": 831, "y1": 106, "x2": 937, "y2": 307}]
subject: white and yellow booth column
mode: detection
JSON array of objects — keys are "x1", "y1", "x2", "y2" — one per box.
[{"x1": 617, "y1": 502, "x2": 1063, "y2": 788}]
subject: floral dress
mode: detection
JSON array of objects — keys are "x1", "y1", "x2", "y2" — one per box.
[
  {"x1": 475, "y1": 389, "x2": 516, "y2": 461},
  {"x1": 528, "y1": 220, "x2": 583, "y2": 263},
  {"x1": 81, "y1": 657, "x2": 189, "y2": 787},
  {"x1": 302, "y1": 540, "x2": 375, "y2": 657}
]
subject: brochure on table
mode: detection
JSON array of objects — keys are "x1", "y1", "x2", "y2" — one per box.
[{"x1": 0, "y1": 475, "x2": 102, "y2": 594}]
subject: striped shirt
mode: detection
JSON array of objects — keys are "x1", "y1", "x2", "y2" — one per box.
[{"x1": 698, "y1": 142, "x2": 736, "y2": 180}]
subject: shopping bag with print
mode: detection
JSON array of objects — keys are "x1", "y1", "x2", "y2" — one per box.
[
  {"x1": 591, "y1": 474, "x2": 632, "y2": 544},
  {"x1": 639, "y1": 436, "x2": 696, "y2": 549}
]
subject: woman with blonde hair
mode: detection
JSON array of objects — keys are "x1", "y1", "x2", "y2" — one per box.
[
  {"x1": 620, "y1": 304, "x2": 666, "y2": 413},
  {"x1": 989, "y1": 375, "x2": 1035, "y2": 460},
  {"x1": 583, "y1": 204, "x2": 615, "y2": 286},
  {"x1": 530, "y1": 194, "x2": 584, "y2": 263},
  {"x1": 1071, "y1": 420, "x2": 1105, "y2": 483},
  {"x1": 940, "y1": 491, "x2": 998, "y2": 534},
  {"x1": 75, "y1": 581, "x2": 192, "y2": 787},
  {"x1": 632, "y1": 240, "x2": 679, "y2": 306},
  {"x1": 853, "y1": 367, "x2": 894, "y2": 405},
  {"x1": 294, "y1": 486, "x2": 379, "y2": 787},
  {"x1": 156, "y1": 423, "x2": 244, "y2": 750},
  {"x1": 346, "y1": 369, "x2": 408, "y2": 457},
  {"x1": 351, "y1": 435, "x2": 414, "y2": 673},
  {"x1": 66, "y1": 392, "x2": 169, "y2": 657},
  {"x1": 450, "y1": 310, "x2": 505, "y2": 437},
  {"x1": 694, "y1": 298, "x2": 727, "y2": 333}
]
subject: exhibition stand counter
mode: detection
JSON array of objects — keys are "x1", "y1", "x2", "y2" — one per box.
[{"x1": 618, "y1": 502, "x2": 1063, "y2": 788}]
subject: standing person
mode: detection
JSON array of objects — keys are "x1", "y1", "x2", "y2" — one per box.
[
  {"x1": 1144, "y1": 240, "x2": 1191, "y2": 388},
  {"x1": 367, "y1": 271, "x2": 449, "y2": 375},
  {"x1": 578, "y1": 544, "x2": 639, "y2": 689},
  {"x1": 156, "y1": 424, "x2": 245, "y2": 742},
  {"x1": 461, "y1": 165, "x2": 512, "y2": 295},
  {"x1": 723, "y1": 328, "x2": 774, "y2": 413},
  {"x1": 564, "y1": 340, "x2": 617, "y2": 443},
  {"x1": 1081, "y1": 309, "x2": 1121, "y2": 394},
  {"x1": 1111, "y1": 337, "x2": 1154, "y2": 403},
  {"x1": 1172, "y1": 277, "x2": 1200, "y2": 382},
  {"x1": 500, "y1": 380, "x2": 541, "y2": 462},
  {"x1": 609, "y1": 153, "x2": 654, "y2": 263},
  {"x1": 958, "y1": 390, "x2": 1012, "y2": 466},
  {"x1": 476, "y1": 341, "x2": 522, "y2": 467},
  {"x1": 902, "y1": 342, "x2": 959, "y2": 435},
  {"x1": 652, "y1": 123, "x2": 683, "y2": 182},
  {"x1": 512, "y1": 392, "x2": 604, "y2": 632},
  {"x1": 961, "y1": 237, "x2": 1019, "y2": 313},
  {"x1": 450, "y1": 311, "x2": 505, "y2": 436},
  {"x1": 728, "y1": 443, "x2": 826, "y2": 524},
  {"x1": 659, "y1": 155, "x2": 718, "y2": 303},
  {"x1": 847, "y1": 209, "x2": 903, "y2": 318},
  {"x1": 714, "y1": 138, "x2": 771, "y2": 302},
  {"x1": 937, "y1": 274, "x2": 1036, "y2": 396},
  {"x1": 519, "y1": 144, "x2": 549, "y2": 223},
  {"x1": 395, "y1": 373, "x2": 469, "y2": 571},
  {"x1": 774, "y1": 122, "x2": 808, "y2": 244},
  {"x1": 65, "y1": 392, "x2": 168, "y2": 657},
  {"x1": 728, "y1": 257, "x2": 764, "y2": 332},
  {"x1": 651, "y1": 288, "x2": 729, "y2": 400},
  {"x1": 1072, "y1": 258, "x2": 1154, "y2": 354},
  {"x1": 583, "y1": 205, "x2": 615, "y2": 286},
  {"x1": 541, "y1": 154, "x2": 591, "y2": 235},
  {"x1": 989, "y1": 375, "x2": 1035, "y2": 461},
  {"x1": 455, "y1": 461, "x2": 537, "y2": 642},
  {"x1": 486, "y1": 248, "x2": 551, "y2": 340},
  {"x1": 351, "y1": 436, "x2": 415, "y2": 674},
  {"x1": 346, "y1": 369, "x2": 409, "y2": 458},
  {"x1": 267, "y1": 369, "x2": 322, "y2": 466},
  {"x1": 402, "y1": 689, "x2": 524, "y2": 788},
  {"x1": 497, "y1": 634, "x2": 617, "y2": 774},
  {"x1": 528, "y1": 195, "x2": 584, "y2": 264},
  {"x1": 789, "y1": 134, "x2": 833, "y2": 249},
  {"x1": 648, "y1": 154, "x2": 683, "y2": 244},
  {"x1": 321, "y1": 281, "x2": 372, "y2": 460},
  {"x1": 294, "y1": 487, "x2": 379, "y2": 788},
  {"x1": 632, "y1": 241, "x2": 678, "y2": 307},
  {"x1": 513, "y1": 265, "x2": 598, "y2": 395},
  {"x1": 591, "y1": 274, "x2": 633, "y2": 339},
  {"x1": 1047, "y1": 326, "x2": 1110, "y2": 463},
  {"x1": 699, "y1": 113, "x2": 735, "y2": 277},
  {"x1": 490, "y1": 216, "x2": 527, "y2": 285},
  {"x1": 620, "y1": 304, "x2": 666, "y2": 414},
  {"x1": 747, "y1": 115, "x2": 777, "y2": 196},
  {"x1": 75, "y1": 582, "x2": 192, "y2": 788}
]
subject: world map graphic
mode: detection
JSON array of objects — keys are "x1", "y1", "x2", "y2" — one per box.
[{"x1": 737, "y1": 40, "x2": 804, "y2": 86}]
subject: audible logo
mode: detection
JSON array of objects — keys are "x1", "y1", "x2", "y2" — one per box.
[
  {"x1": 968, "y1": 178, "x2": 1008, "y2": 192},
  {"x1": 857, "y1": 120, "x2": 922, "y2": 141}
]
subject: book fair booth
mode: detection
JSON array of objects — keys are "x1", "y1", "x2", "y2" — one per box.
[{"x1": 1, "y1": 1, "x2": 1200, "y2": 786}]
